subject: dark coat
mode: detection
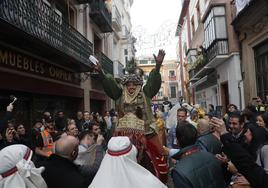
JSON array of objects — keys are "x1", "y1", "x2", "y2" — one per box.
[
  {"x1": 75, "y1": 118, "x2": 83, "y2": 132},
  {"x1": 221, "y1": 133, "x2": 268, "y2": 188},
  {"x1": 39, "y1": 154, "x2": 87, "y2": 188},
  {"x1": 172, "y1": 145, "x2": 225, "y2": 188},
  {"x1": 197, "y1": 131, "x2": 222, "y2": 155},
  {"x1": 0, "y1": 111, "x2": 12, "y2": 133}
]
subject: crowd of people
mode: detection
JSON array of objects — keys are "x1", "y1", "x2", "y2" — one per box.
[
  {"x1": 0, "y1": 104, "x2": 119, "y2": 187},
  {"x1": 0, "y1": 95, "x2": 267, "y2": 188},
  {"x1": 0, "y1": 48, "x2": 268, "y2": 188}
]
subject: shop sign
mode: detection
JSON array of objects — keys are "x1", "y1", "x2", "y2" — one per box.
[{"x1": 0, "y1": 46, "x2": 80, "y2": 85}]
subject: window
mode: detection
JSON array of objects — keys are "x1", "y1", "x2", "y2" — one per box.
[
  {"x1": 170, "y1": 86, "x2": 177, "y2": 98},
  {"x1": 125, "y1": 57, "x2": 128, "y2": 65},
  {"x1": 94, "y1": 34, "x2": 102, "y2": 52},
  {"x1": 191, "y1": 17, "x2": 195, "y2": 38},
  {"x1": 124, "y1": 49, "x2": 128, "y2": 55},
  {"x1": 139, "y1": 60, "x2": 148, "y2": 64},
  {"x1": 255, "y1": 41, "x2": 268, "y2": 99},
  {"x1": 204, "y1": 6, "x2": 227, "y2": 49},
  {"x1": 69, "y1": 6, "x2": 76, "y2": 28},
  {"x1": 158, "y1": 90, "x2": 163, "y2": 97},
  {"x1": 169, "y1": 70, "x2": 175, "y2": 77},
  {"x1": 150, "y1": 60, "x2": 156, "y2": 64}
]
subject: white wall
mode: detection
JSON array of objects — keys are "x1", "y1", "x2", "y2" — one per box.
[
  {"x1": 195, "y1": 85, "x2": 217, "y2": 111},
  {"x1": 217, "y1": 53, "x2": 245, "y2": 109}
]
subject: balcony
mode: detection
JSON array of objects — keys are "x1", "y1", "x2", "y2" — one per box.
[
  {"x1": 121, "y1": 25, "x2": 130, "y2": 39},
  {"x1": 112, "y1": 6, "x2": 122, "y2": 32},
  {"x1": 169, "y1": 76, "x2": 177, "y2": 81},
  {"x1": 95, "y1": 51, "x2": 114, "y2": 75},
  {"x1": 189, "y1": 69, "x2": 196, "y2": 80},
  {"x1": 89, "y1": 0, "x2": 113, "y2": 33},
  {"x1": 188, "y1": 39, "x2": 228, "y2": 81},
  {"x1": 232, "y1": 0, "x2": 268, "y2": 32},
  {"x1": 113, "y1": 60, "x2": 124, "y2": 78},
  {"x1": 206, "y1": 39, "x2": 229, "y2": 67},
  {"x1": 0, "y1": 0, "x2": 93, "y2": 72}
]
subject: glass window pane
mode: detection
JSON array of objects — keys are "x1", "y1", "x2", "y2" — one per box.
[
  {"x1": 215, "y1": 17, "x2": 227, "y2": 38},
  {"x1": 213, "y1": 6, "x2": 225, "y2": 16},
  {"x1": 211, "y1": 18, "x2": 216, "y2": 41}
]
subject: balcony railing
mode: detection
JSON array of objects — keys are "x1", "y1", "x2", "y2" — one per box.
[
  {"x1": 189, "y1": 69, "x2": 196, "y2": 80},
  {"x1": 90, "y1": 0, "x2": 113, "y2": 33},
  {"x1": 0, "y1": 0, "x2": 93, "y2": 71},
  {"x1": 188, "y1": 39, "x2": 228, "y2": 80},
  {"x1": 121, "y1": 25, "x2": 130, "y2": 39},
  {"x1": 206, "y1": 39, "x2": 229, "y2": 62},
  {"x1": 112, "y1": 5, "x2": 122, "y2": 31},
  {"x1": 188, "y1": 55, "x2": 207, "y2": 80},
  {"x1": 169, "y1": 76, "x2": 177, "y2": 81},
  {"x1": 95, "y1": 51, "x2": 114, "y2": 75}
]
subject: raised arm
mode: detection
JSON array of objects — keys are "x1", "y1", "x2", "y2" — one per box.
[
  {"x1": 143, "y1": 50, "x2": 165, "y2": 98},
  {"x1": 94, "y1": 61, "x2": 122, "y2": 100}
]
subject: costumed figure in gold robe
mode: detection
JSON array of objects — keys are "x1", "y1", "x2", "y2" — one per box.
[{"x1": 93, "y1": 50, "x2": 168, "y2": 183}]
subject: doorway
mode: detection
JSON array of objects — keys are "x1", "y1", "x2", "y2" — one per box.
[
  {"x1": 221, "y1": 82, "x2": 229, "y2": 114},
  {"x1": 255, "y1": 40, "x2": 268, "y2": 99}
]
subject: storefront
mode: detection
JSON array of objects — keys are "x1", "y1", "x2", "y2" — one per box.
[
  {"x1": 89, "y1": 75, "x2": 111, "y2": 116},
  {"x1": 0, "y1": 0, "x2": 96, "y2": 128},
  {"x1": 0, "y1": 44, "x2": 84, "y2": 129}
]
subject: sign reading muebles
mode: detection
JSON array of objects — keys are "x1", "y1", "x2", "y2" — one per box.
[{"x1": 0, "y1": 47, "x2": 80, "y2": 85}]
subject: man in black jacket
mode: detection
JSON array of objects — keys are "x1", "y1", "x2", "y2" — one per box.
[
  {"x1": 171, "y1": 122, "x2": 225, "y2": 188},
  {"x1": 39, "y1": 135, "x2": 87, "y2": 188}
]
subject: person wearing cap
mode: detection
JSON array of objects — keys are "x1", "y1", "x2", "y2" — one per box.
[
  {"x1": 89, "y1": 136, "x2": 167, "y2": 188},
  {"x1": 94, "y1": 50, "x2": 168, "y2": 183},
  {"x1": 0, "y1": 144, "x2": 47, "y2": 188}
]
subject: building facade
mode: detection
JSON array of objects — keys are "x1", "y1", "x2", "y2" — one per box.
[
  {"x1": 176, "y1": 0, "x2": 244, "y2": 112},
  {"x1": 137, "y1": 58, "x2": 180, "y2": 105},
  {"x1": 112, "y1": 0, "x2": 135, "y2": 79},
  {"x1": 0, "y1": 0, "x2": 134, "y2": 128},
  {"x1": 232, "y1": 0, "x2": 268, "y2": 103}
]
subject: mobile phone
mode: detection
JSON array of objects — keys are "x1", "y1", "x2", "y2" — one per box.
[{"x1": 215, "y1": 106, "x2": 222, "y2": 119}]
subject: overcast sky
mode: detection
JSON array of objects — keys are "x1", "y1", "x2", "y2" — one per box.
[{"x1": 131, "y1": 0, "x2": 182, "y2": 59}]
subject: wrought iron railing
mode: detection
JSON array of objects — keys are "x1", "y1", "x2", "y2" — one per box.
[
  {"x1": 112, "y1": 5, "x2": 122, "y2": 31},
  {"x1": 90, "y1": 0, "x2": 113, "y2": 33},
  {"x1": 95, "y1": 51, "x2": 114, "y2": 75},
  {"x1": 169, "y1": 76, "x2": 177, "y2": 81},
  {"x1": 0, "y1": 0, "x2": 93, "y2": 65},
  {"x1": 189, "y1": 69, "x2": 196, "y2": 80},
  {"x1": 206, "y1": 39, "x2": 229, "y2": 62}
]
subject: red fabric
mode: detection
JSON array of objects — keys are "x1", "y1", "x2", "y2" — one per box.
[
  {"x1": 108, "y1": 145, "x2": 133, "y2": 156},
  {"x1": 114, "y1": 129, "x2": 168, "y2": 184},
  {"x1": 1, "y1": 148, "x2": 31, "y2": 178}
]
